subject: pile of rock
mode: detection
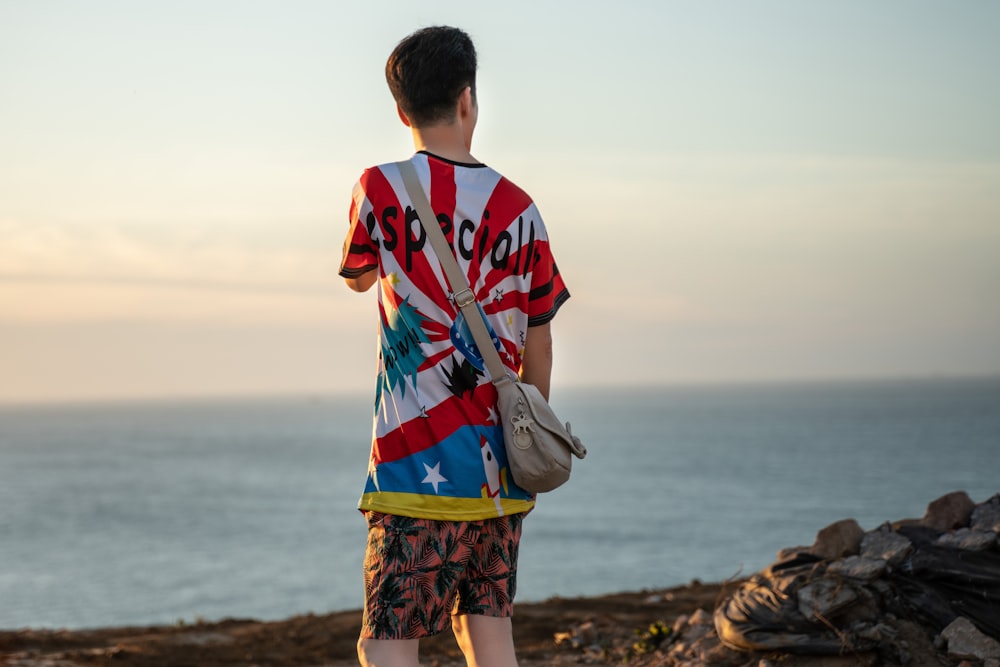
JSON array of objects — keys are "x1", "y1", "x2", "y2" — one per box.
[{"x1": 632, "y1": 491, "x2": 1000, "y2": 666}]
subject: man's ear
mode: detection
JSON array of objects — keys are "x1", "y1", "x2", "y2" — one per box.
[
  {"x1": 396, "y1": 103, "x2": 412, "y2": 128},
  {"x1": 457, "y1": 86, "x2": 474, "y2": 119}
]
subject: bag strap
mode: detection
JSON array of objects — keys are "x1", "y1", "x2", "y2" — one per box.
[{"x1": 396, "y1": 159, "x2": 514, "y2": 388}]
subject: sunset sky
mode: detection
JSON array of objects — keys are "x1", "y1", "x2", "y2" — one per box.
[{"x1": 2, "y1": 1, "x2": 998, "y2": 404}]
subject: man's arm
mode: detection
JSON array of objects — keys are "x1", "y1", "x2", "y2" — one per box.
[
  {"x1": 519, "y1": 321, "x2": 553, "y2": 401},
  {"x1": 344, "y1": 269, "x2": 377, "y2": 293}
]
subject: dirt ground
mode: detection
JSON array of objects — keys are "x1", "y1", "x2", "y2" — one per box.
[{"x1": 0, "y1": 581, "x2": 727, "y2": 667}]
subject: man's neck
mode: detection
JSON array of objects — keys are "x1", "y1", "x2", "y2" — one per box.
[{"x1": 410, "y1": 124, "x2": 478, "y2": 164}]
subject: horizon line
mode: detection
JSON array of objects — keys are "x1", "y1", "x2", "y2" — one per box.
[{"x1": 2, "y1": 372, "x2": 998, "y2": 410}]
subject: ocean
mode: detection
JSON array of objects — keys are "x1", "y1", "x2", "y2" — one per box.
[{"x1": 1, "y1": 378, "x2": 997, "y2": 630}]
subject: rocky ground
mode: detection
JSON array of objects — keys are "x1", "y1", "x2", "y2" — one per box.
[
  {"x1": 0, "y1": 579, "x2": 976, "y2": 667},
  {"x1": 3, "y1": 491, "x2": 998, "y2": 667},
  {"x1": 0, "y1": 581, "x2": 726, "y2": 667}
]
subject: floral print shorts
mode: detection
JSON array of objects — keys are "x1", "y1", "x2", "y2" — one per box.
[{"x1": 360, "y1": 511, "x2": 524, "y2": 640}]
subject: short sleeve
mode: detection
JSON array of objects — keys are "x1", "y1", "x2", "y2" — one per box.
[
  {"x1": 526, "y1": 240, "x2": 570, "y2": 327},
  {"x1": 338, "y1": 179, "x2": 379, "y2": 279}
]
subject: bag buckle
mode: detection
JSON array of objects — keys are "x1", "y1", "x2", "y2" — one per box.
[{"x1": 453, "y1": 287, "x2": 476, "y2": 308}]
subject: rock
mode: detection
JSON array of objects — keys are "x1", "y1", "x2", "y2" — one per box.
[
  {"x1": 574, "y1": 621, "x2": 598, "y2": 645},
  {"x1": 860, "y1": 523, "x2": 913, "y2": 566},
  {"x1": 797, "y1": 578, "x2": 859, "y2": 620},
  {"x1": 936, "y1": 528, "x2": 998, "y2": 551},
  {"x1": 682, "y1": 609, "x2": 714, "y2": 642},
  {"x1": 713, "y1": 492, "x2": 1000, "y2": 665},
  {"x1": 553, "y1": 620, "x2": 598, "y2": 649},
  {"x1": 776, "y1": 545, "x2": 812, "y2": 561},
  {"x1": 785, "y1": 657, "x2": 877, "y2": 667},
  {"x1": 672, "y1": 613, "x2": 690, "y2": 634},
  {"x1": 553, "y1": 630, "x2": 573, "y2": 646},
  {"x1": 698, "y1": 641, "x2": 740, "y2": 663},
  {"x1": 923, "y1": 491, "x2": 975, "y2": 532},
  {"x1": 855, "y1": 621, "x2": 896, "y2": 643},
  {"x1": 972, "y1": 494, "x2": 1000, "y2": 532},
  {"x1": 828, "y1": 555, "x2": 887, "y2": 582},
  {"x1": 811, "y1": 518, "x2": 864, "y2": 560},
  {"x1": 941, "y1": 616, "x2": 1000, "y2": 661},
  {"x1": 688, "y1": 608, "x2": 712, "y2": 626}
]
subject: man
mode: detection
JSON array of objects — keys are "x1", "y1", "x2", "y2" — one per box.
[{"x1": 339, "y1": 26, "x2": 570, "y2": 667}]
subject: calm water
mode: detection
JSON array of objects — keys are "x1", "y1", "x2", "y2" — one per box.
[{"x1": 1, "y1": 378, "x2": 997, "y2": 630}]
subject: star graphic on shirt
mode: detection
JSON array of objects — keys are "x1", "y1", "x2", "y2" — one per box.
[
  {"x1": 418, "y1": 405, "x2": 429, "y2": 418},
  {"x1": 493, "y1": 287, "x2": 504, "y2": 303},
  {"x1": 422, "y1": 461, "x2": 448, "y2": 494},
  {"x1": 388, "y1": 272, "x2": 401, "y2": 286},
  {"x1": 507, "y1": 313, "x2": 514, "y2": 327},
  {"x1": 487, "y1": 406, "x2": 499, "y2": 424}
]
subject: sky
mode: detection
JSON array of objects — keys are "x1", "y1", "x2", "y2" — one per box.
[{"x1": 1, "y1": 0, "x2": 999, "y2": 404}]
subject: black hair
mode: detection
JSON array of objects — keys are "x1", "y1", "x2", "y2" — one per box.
[{"x1": 385, "y1": 26, "x2": 477, "y2": 128}]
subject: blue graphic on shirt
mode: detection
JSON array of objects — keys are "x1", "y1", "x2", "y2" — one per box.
[
  {"x1": 449, "y1": 303, "x2": 503, "y2": 372},
  {"x1": 363, "y1": 424, "x2": 531, "y2": 501},
  {"x1": 380, "y1": 295, "x2": 431, "y2": 399}
]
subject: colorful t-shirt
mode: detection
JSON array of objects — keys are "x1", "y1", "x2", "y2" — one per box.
[{"x1": 339, "y1": 151, "x2": 570, "y2": 521}]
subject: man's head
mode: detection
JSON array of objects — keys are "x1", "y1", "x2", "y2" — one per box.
[{"x1": 386, "y1": 26, "x2": 477, "y2": 128}]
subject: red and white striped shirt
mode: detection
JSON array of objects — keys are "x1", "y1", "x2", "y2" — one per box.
[{"x1": 340, "y1": 151, "x2": 570, "y2": 520}]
